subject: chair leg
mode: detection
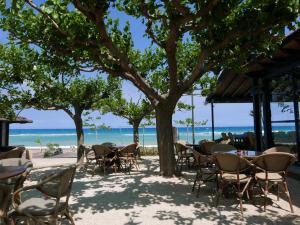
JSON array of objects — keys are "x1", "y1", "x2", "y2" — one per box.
[
  {"x1": 283, "y1": 181, "x2": 294, "y2": 213},
  {"x1": 264, "y1": 180, "x2": 269, "y2": 212},
  {"x1": 239, "y1": 197, "x2": 244, "y2": 217},
  {"x1": 65, "y1": 208, "x2": 75, "y2": 225},
  {"x1": 134, "y1": 159, "x2": 139, "y2": 170},
  {"x1": 277, "y1": 183, "x2": 280, "y2": 201},
  {"x1": 176, "y1": 157, "x2": 181, "y2": 171},
  {"x1": 197, "y1": 179, "x2": 202, "y2": 198},
  {"x1": 215, "y1": 179, "x2": 223, "y2": 207},
  {"x1": 192, "y1": 173, "x2": 198, "y2": 192}
]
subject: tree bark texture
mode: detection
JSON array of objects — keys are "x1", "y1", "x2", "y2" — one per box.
[
  {"x1": 155, "y1": 104, "x2": 176, "y2": 176},
  {"x1": 73, "y1": 114, "x2": 84, "y2": 160},
  {"x1": 133, "y1": 122, "x2": 140, "y2": 143}
]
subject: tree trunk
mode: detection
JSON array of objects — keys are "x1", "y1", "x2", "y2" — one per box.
[
  {"x1": 155, "y1": 104, "x2": 176, "y2": 176},
  {"x1": 132, "y1": 121, "x2": 141, "y2": 143},
  {"x1": 74, "y1": 114, "x2": 84, "y2": 160}
]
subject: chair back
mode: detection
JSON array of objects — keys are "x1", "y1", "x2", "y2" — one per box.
[
  {"x1": 119, "y1": 143, "x2": 137, "y2": 155},
  {"x1": 214, "y1": 153, "x2": 251, "y2": 173},
  {"x1": 92, "y1": 145, "x2": 112, "y2": 159},
  {"x1": 200, "y1": 141, "x2": 216, "y2": 155},
  {"x1": 0, "y1": 147, "x2": 25, "y2": 160},
  {"x1": 263, "y1": 146, "x2": 291, "y2": 154},
  {"x1": 193, "y1": 149, "x2": 209, "y2": 167},
  {"x1": 252, "y1": 152, "x2": 295, "y2": 172},
  {"x1": 174, "y1": 141, "x2": 188, "y2": 156},
  {"x1": 221, "y1": 132, "x2": 228, "y2": 140},
  {"x1": 37, "y1": 165, "x2": 77, "y2": 199},
  {"x1": 101, "y1": 142, "x2": 117, "y2": 148},
  {"x1": 244, "y1": 132, "x2": 256, "y2": 149},
  {"x1": 211, "y1": 144, "x2": 236, "y2": 153}
]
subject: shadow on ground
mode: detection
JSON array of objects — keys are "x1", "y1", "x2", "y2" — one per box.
[{"x1": 23, "y1": 157, "x2": 300, "y2": 225}]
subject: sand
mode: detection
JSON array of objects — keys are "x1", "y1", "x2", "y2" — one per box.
[{"x1": 23, "y1": 156, "x2": 300, "y2": 225}]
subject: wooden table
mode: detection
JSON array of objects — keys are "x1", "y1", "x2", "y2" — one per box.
[
  {"x1": 227, "y1": 150, "x2": 262, "y2": 160},
  {"x1": 0, "y1": 158, "x2": 31, "y2": 223}
]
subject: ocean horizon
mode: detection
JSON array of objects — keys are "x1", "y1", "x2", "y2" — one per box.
[{"x1": 8, "y1": 126, "x2": 295, "y2": 147}]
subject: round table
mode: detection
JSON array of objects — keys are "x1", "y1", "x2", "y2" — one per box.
[
  {"x1": 0, "y1": 158, "x2": 32, "y2": 222},
  {"x1": 0, "y1": 158, "x2": 31, "y2": 180},
  {"x1": 227, "y1": 150, "x2": 262, "y2": 160}
]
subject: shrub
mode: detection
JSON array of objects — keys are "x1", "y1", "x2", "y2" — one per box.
[{"x1": 43, "y1": 143, "x2": 62, "y2": 158}]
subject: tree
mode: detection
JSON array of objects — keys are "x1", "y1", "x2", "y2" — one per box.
[
  {"x1": 83, "y1": 114, "x2": 111, "y2": 141},
  {"x1": 1, "y1": 1, "x2": 298, "y2": 176},
  {"x1": 102, "y1": 96, "x2": 154, "y2": 143},
  {"x1": 27, "y1": 74, "x2": 121, "y2": 157},
  {"x1": 0, "y1": 43, "x2": 38, "y2": 119},
  {"x1": 0, "y1": 42, "x2": 121, "y2": 159},
  {"x1": 175, "y1": 118, "x2": 207, "y2": 142},
  {"x1": 34, "y1": 138, "x2": 43, "y2": 152}
]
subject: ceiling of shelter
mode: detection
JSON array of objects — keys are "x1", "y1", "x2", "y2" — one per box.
[{"x1": 207, "y1": 30, "x2": 300, "y2": 103}]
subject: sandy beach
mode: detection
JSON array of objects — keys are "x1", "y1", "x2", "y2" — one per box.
[{"x1": 23, "y1": 156, "x2": 300, "y2": 225}]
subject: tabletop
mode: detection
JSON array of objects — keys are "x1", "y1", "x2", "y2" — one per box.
[
  {"x1": 227, "y1": 150, "x2": 262, "y2": 159},
  {"x1": 0, "y1": 158, "x2": 31, "y2": 180}
]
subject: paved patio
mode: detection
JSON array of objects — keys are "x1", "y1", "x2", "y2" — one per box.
[{"x1": 24, "y1": 156, "x2": 300, "y2": 225}]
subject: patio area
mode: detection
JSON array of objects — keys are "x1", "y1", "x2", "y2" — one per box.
[{"x1": 24, "y1": 156, "x2": 300, "y2": 225}]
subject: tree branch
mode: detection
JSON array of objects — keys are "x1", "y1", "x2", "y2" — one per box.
[
  {"x1": 25, "y1": 0, "x2": 68, "y2": 36},
  {"x1": 73, "y1": 1, "x2": 164, "y2": 104}
]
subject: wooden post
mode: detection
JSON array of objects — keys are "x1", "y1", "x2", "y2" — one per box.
[
  {"x1": 191, "y1": 92, "x2": 195, "y2": 145},
  {"x1": 262, "y1": 79, "x2": 274, "y2": 148},
  {"x1": 292, "y1": 75, "x2": 300, "y2": 162},
  {"x1": 211, "y1": 101, "x2": 215, "y2": 141},
  {"x1": 252, "y1": 78, "x2": 262, "y2": 151}
]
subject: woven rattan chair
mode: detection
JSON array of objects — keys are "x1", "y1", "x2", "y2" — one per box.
[
  {"x1": 118, "y1": 143, "x2": 139, "y2": 173},
  {"x1": 174, "y1": 141, "x2": 193, "y2": 171},
  {"x1": 0, "y1": 147, "x2": 25, "y2": 160},
  {"x1": 9, "y1": 165, "x2": 77, "y2": 225},
  {"x1": 263, "y1": 146, "x2": 291, "y2": 154},
  {"x1": 0, "y1": 183, "x2": 12, "y2": 224},
  {"x1": 214, "y1": 153, "x2": 253, "y2": 216},
  {"x1": 211, "y1": 144, "x2": 236, "y2": 154},
  {"x1": 92, "y1": 145, "x2": 113, "y2": 175},
  {"x1": 200, "y1": 141, "x2": 216, "y2": 155},
  {"x1": 252, "y1": 152, "x2": 295, "y2": 212},
  {"x1": 77, "y1": 145, "x2": 95, "y2": 172},
  {"x1": 192, "y1": 150, "x2": 217, "y2": 197}
]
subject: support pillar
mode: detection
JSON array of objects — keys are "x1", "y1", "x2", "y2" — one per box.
[
  {"x1": 191, "y1": 93, "x2": 195, "y2": 145},
  {"x1": 211, "y1": 101, "x2": 215, "y2": 141},
  {"x1": 252, "y1": 78, "x2": 262, "y2": 151},
  {"x1": 262, "y1": 79, "x2": 274, "y2": 148},
  {"x1": 5, "y1": 123, "x2": 9, "y2": 146},
  {"x1": 292, "y1": 75, "x2": 300, "y2": 162}
]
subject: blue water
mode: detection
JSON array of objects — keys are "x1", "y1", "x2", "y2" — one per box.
[{"x1": 8, "y1": 126, "x2": 295, "y2": 147}]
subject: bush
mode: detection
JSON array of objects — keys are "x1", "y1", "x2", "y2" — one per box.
[{"x1": 43, "y1": 143, "x2": 62, "y2": 158}]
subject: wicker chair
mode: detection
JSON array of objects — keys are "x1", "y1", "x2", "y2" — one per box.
[
  {"x1": 174, "y1": 141, "x2": 193, "y2": 170},
  {"x1": 118, "y1": 143, "x2": 139, "y2": 173},
  {"x1": 199, "y1": 141, "x2": 216, "y2": 155},
  {"x1": 0, "y1": 184, "x2": 12, "y2": 224},
  {"x1": 92, "y1": 145, "x2": 113, "y2": 175},
  {"x1": 214, "y1": 153, "x2": 253, "y2": 216},
  {"x1": 252, "y1": 152, "x2": 295, "y2": 212},
  {"x1": 9, "y1": 165, "x2": 77, "y2": 225},
  {"x1": 0, "y1": 147, "x2": 25, "y2": 160},
  {"x1": 192, "y1": 150, "x2": 217, "y2": 197},
  {"x1": 263, "y1": 146, "x2": 291, "y2": 154},
  {"x1": 211, "y1": 144, "x2": 236, "y2": 154}
]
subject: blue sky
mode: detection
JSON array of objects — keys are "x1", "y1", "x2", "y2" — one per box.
[{"x1": 1, "y1": 3, "x2": 295, "y2": 129}]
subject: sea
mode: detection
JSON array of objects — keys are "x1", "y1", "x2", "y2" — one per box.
[{"x1": 8, "y1": 126, "x2": 295, "y2": 147}]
